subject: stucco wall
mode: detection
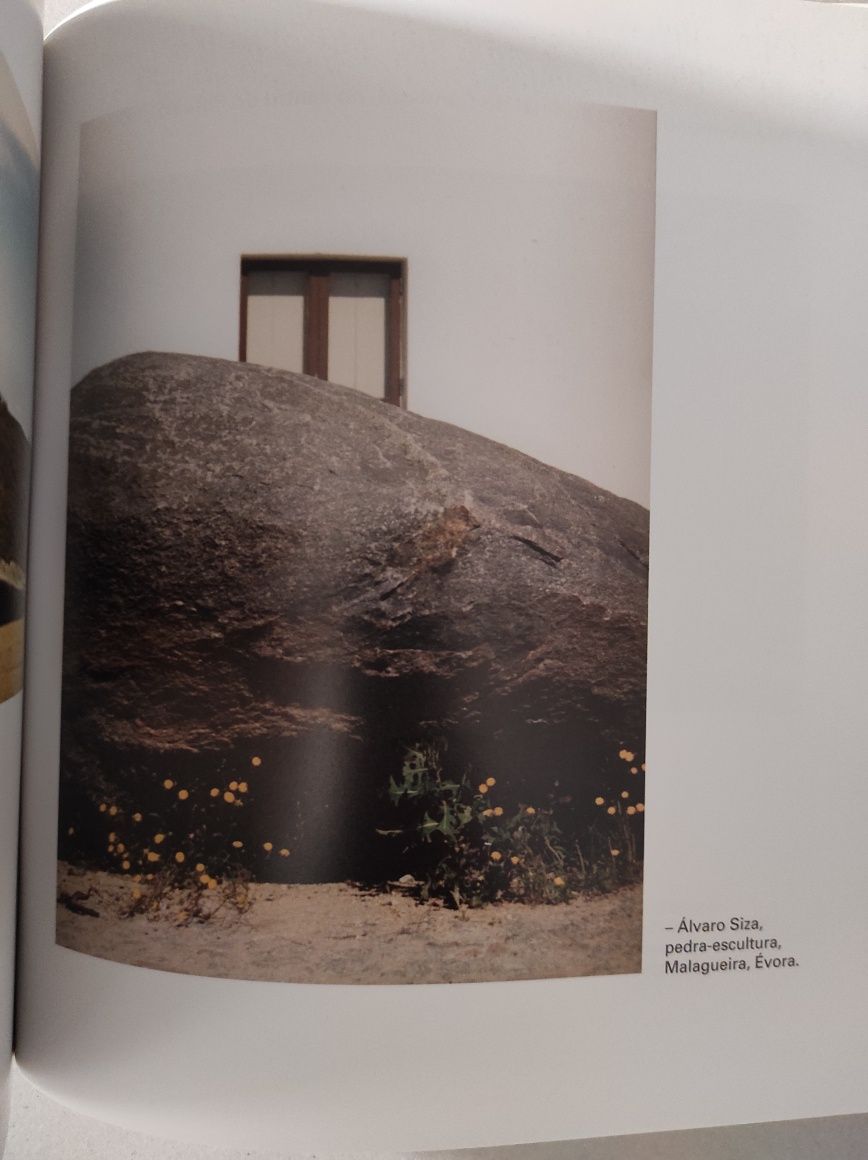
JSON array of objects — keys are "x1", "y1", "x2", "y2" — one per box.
[{"x1": 71, "y1": 98, "x2": 655, "y2": 506}]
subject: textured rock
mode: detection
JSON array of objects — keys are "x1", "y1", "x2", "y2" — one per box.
[
  {"x1": 0, "y1": 395, "x2": 29, "y2": 590},
  {"x1": 61, "y1": 353, "x2": 648, "y2": 880}
]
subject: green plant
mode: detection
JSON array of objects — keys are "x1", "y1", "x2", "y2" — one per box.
[
  {"x1": 120, "y1": 862, "x2": 253, "y2": 925},
  {"x1": 378, "y1": 743, "x2": 486, "y2": 907},
  {"x1": 584, "y1": 746, "x2": 646, "y2": 887},
  {"x1": 380, "y1": 744, "x2": 571, "y2": 907},
  {"x1": 78, "y1": 756, "x2": 293, "y2": 922},
  {"x1": 378, "y1": 741, "x2": 645, "y2": 908}
]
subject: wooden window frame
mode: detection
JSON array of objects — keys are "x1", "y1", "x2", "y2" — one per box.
[{"x1": 239, "y1": 255, "x2": 407, "y2": 407}]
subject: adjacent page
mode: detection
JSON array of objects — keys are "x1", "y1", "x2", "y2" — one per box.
[
  {"x1": 17, "y1": 0, "x2": 868, "y2": 1153},
  {"x1": 0, "y1": 0, "x2": 40, "y2": 1146}
]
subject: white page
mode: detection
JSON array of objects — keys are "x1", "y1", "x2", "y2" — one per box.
[
  {"x1": 0, "y1": 0, "x2": 41, "y2": 1149},
  {"x1": 17, "y1": 0, "x2": 868, "y2": 1153}
]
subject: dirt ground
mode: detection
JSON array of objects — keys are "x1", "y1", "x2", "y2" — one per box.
[
  {"x1": 0, "y1": 619, "x2": 23, "y2": 703},
  {"x1": 56, "y1": 862, "x2": 642, "y2": 984}
]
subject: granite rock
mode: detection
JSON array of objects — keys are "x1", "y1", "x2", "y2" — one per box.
[{"x1": 61, "y1": 353, "x2": 648, "y2": 880}]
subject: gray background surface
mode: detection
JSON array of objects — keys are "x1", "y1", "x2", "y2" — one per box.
[{"x1": 9, "y1": 1064, "x2": 868, "y2": 1159}]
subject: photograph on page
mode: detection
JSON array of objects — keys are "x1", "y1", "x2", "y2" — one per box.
[
  {"x1": 0, "y1": 50, "x2": 36, "y2": 705},
  {"x1": 56, "y1": 96, "x2": 655, "y2": 985}
]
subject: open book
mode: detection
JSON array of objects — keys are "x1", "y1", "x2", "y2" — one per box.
[{"x1": 1, "y1": 0, "x2": 867, "y2": 1154}]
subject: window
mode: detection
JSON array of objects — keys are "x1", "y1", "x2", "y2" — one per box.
[{"x1": 240, "y1": 256, "x2": 406, "y2": 406}]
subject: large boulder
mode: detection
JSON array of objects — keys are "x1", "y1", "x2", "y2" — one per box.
[
  {"x1": 0, "y1": 395, "x2": 29, "y2": 592},
  {"x1": 0, "y1": 398, "x2": 28, "y2": 702},
  {"x1": 60, "y1": 352, "x2": 648, "y2": 881}
]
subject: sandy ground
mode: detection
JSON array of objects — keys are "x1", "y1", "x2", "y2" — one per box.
[
  {"x1": 0, "y1": 618, "x2": 23, "y2": 702},
  {"x1": 56, "y1": 862, "x2": 641, "y2": 984}
]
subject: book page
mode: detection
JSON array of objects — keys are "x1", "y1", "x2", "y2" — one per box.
[
  {"x1": 0, "y1": 0, "x2": 40, "y2": 1147},
  {"x1": 17, "y1": 0, "x2": 868, "y2": 1153}
]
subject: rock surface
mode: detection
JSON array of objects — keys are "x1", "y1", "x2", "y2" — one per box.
[
  {"x1": 0, "y1": 395, "x2": 29, "y2": 590},
  {"x1": 61, "y1": 353, "x2": 648, "y2": 880}
]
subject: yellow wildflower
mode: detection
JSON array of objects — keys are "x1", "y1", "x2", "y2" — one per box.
[
  {"x1": 485, "y1": 777, "x2": 496, "y2": 787},
  {"x1": 163, "y1": 779, "x2": 174, "y2": 790},
  {"x1": 490, "y1": 851, "x2": 503, "y2": 862}
]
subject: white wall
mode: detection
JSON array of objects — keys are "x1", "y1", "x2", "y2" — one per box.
[{"x1": 71, "y1": 99, "x2": 655, "y2": 507}]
